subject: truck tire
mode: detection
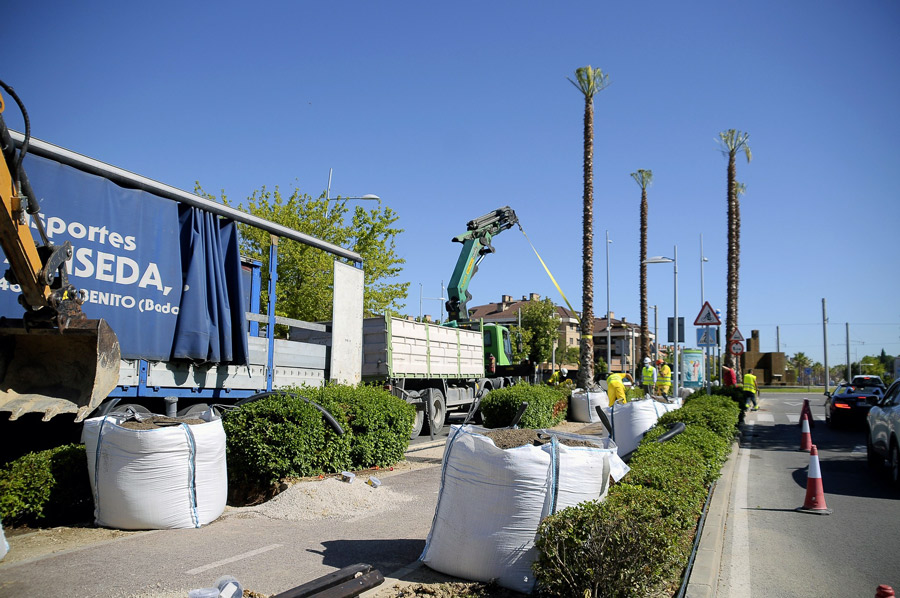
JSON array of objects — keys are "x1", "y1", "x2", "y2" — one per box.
[
  {"x1": 425, "y1": 388, "x2": 447, "y2": 436},
  {"x1": 410, "y1": 407, "x2": 426, "y2": 440}
]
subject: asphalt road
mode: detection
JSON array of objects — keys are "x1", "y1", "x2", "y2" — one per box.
[{"x1": 718, "y1": 391, "x2": 900, "y2": 597}]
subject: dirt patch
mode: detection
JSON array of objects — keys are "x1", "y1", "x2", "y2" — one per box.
[
  {"x1": 119, "y1": 416, "x2": 205, "y2": 430},
  {"x1": 380, "y1": 581, "x2": 524, "y2": 597},
  {"x1": 482, "y1": 428, "x2": 601, "y2": 449},
  {"x1": 2, "y1": 524, "x2": 143, "y2": 564}
]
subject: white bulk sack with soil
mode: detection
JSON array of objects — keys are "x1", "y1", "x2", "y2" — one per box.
[
  {"x1": 0, "y1": 517, "x2": 8, "y2": 561},
  {"x1": 421, "y1": 425, "x2": 628, "y2": 594},
  {"x1": 82, "y1": 413, "x2": 227, "y2": 530},
  {"x1": 603, "y1": 399, "x2": 680, "y2": 457},
  {"x1": 569, "y1": 389, "x2": 608, "y2": 423}
]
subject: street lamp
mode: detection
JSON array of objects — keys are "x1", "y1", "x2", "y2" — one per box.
[
  {"x1": 606, "y1": 230, "x2": 612, "y2": 373},
  {"x1": 324, "y1": 168, "x2": 380, "y2": 215},
  {"x1": 700, "y1": 234, "x2": 709, "y2": 393},
  {"x1": 645, "y1": 245, "x2": 678, "y2": 397}
]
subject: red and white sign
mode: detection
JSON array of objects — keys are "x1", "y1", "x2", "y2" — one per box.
[
  {"x1": 729, "y1": 328, "x2": 745, "y2": 342},
  {"x1": 728, "y1": 340, "x2": 745, "y2": 355},
  {"x1": 694, "y1": 302, "x2": 721, "y2": 326}
]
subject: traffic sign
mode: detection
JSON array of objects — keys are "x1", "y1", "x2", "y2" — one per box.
[
  {"x1": 696, "y1": 327, "x2": 718, "y2": 347},
  {"x1": 694, "y1": 301, "x2": 721, "y2": 326},
  {"x1": 728, "y1": 340, "x2": 744, "y2": 355},
  {"x1": 728, "y1": 328, "x2": 744, "y2": 342}
]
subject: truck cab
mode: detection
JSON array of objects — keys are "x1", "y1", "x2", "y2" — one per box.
[{"x1": 479, "y1": 322, "x2": 514, "y2": 368}]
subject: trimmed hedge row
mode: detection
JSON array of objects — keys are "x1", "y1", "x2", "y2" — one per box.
[
  {"x1": 533, "y1": 392, "x2": 739, "y2": 597},
  {"x1": 223, "y1": 384, "x2": 415, "y2": 494},
  {"x1": 0, "y1": 444, "x2": 93, "y2": 526},
  {"x1": 479, "y1": 383, "x2": 569, "y2": 429}
]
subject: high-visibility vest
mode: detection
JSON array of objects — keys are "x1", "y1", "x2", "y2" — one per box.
[
  {"x1": 607, "y1": 373, "x2": 622, "y2": 385},
  {"x1": 743, "y1": 373, "x2": 757, "y2": 393},
  {"x1": 659, "y1": 365, "x2": 672, "y2": 385},
  {"x1": 642, "y1": 366, "x2": 655, "y2": 384}
]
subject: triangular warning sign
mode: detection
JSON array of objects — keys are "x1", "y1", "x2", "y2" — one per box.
[
  {"x1": 694, "y1": 301, "x2": 721, "y2": 326},
  {"x1": 729, "y1": 328, "x2": 744, "y2": 341}
]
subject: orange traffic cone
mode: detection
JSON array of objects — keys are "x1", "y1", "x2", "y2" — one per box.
[
  {"x1": 796, "y1": 445, "x2": 832, "y2": 515},
  {"x1": 800, "y1": 398, "x2": 815, "y2": 428},
  {"x1": 876, "y1": 585, "x2": 895, "y2": 597},
  {"x1": 799, "y1": 412, "x2": 812, "y2": 452}
]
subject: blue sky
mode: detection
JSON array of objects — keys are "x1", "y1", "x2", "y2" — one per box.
[{"x1": 5, "y1": 1, "x2": 899, "y2": 366}]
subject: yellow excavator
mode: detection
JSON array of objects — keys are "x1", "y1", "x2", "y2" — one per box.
[{"x1": 0, "y1": 81, "x2": 120, "y2": 421}]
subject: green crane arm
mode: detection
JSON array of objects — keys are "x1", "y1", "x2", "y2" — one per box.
[{"x1": 445, "y1": 206, "x2": 518, "y2": 324}]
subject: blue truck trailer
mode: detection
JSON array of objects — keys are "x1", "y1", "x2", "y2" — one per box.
[{"x1": 0, "y1": 131, "x2": 364, "y2": 423}]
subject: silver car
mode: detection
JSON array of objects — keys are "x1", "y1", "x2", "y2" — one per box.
[{"x1": 867, "y1": 379, "x2": 900, "y2": 485}]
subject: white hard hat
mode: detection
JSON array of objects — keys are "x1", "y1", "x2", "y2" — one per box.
[
  {"x1": 560, "y1": 368, "x2": 568, "y2": 376},
  {"x1": 643, "y1": 357, "x2": 651, "y2": 364}
]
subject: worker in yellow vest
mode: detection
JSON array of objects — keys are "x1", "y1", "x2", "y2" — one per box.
[
  {"x1": 639, "y1": 357, "x2": 657, "y2": 395},
  {"x1": 606, "y1": 372, "x2": 634, "y2": 407},
  {"x1": 655, "y1": 359, "x2": 672, "y2": 398},
  {"x1": 743, "y1": 371, "x2": 759, "y2": 411}
]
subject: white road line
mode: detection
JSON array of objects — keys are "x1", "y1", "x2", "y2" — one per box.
[
  {"x1": 186, "y1": 544, "x2": 283, "y2": 575},
  {"x1": 754, "y1": 412, "x2": 774, "y2": 423},
  {"x1": 786, "y1": 413, "x2": 799, "y2": 424},
  {"x1": 727, "y1": 430, "x2": 753, "y2": 597}
]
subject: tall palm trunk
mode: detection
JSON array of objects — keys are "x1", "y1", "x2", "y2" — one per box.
[
  {"x1": 631, "y1": 169, "x2": 653, "y2": 365},
  {"x1": 580, "y1": 94, "x2": 595, "y2": 388},
  {"x1": 570, "y1": 66, "x2": 609, "y2": 389}
]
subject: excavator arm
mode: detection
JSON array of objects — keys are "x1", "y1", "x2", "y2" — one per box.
[
  {"x1": 0, "y1": 82, "x2": 120, "y2": 421},
  {"x1": 445, "y1": 206, "x2": 518, "y2": 324}
]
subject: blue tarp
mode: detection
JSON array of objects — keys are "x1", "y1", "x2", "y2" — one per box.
[{"x1": 0, "y1": 153, "x2": 248, "y2": 365}]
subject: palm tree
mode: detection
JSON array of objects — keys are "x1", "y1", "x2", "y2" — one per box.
[
  {"x1": 631, "y1": 169, "x2": 653, "y2": 364},
  {"x1": 569, "y1": 65, "x2": 609, "y2": 389},
  {"x1": 718, "y1": 129, "x2": 751, "y2": 369}
]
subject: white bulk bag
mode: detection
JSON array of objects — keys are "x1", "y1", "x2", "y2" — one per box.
[
  {"x1": 569, "y1": 390, "x2": 609, "y2": 423},
  {"x1": 603, "y1": 399, "x2": 680, "y2": 457},
  {"x1": 83, "y1": 414, "x2": 227, "y2": 530},
  {"x1": 0, "y1": 517, "x2": 8, "y2": 561},
  {"x1": 421, "y1": 425, "x2": 628, "y2": 594}
]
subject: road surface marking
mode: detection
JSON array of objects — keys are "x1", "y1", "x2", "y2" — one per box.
[
  {"x1": 786, "y1": 413, "x2": 799, "y2": 424},
  {"x1": 754, "y1": 412, "x2": 774, "y2": 423},
  {"x1": 186, "y1": 544, "x2": 282, "y2": 575},
  {"x1": 727, "y1": 428, "x2": 753, "y2": 597},
  {"x1": 852, "y1": 445, "x2": 866, "y2": 454}
]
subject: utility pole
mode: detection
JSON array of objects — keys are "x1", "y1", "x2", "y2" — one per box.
[
  {"x1": 822, "y1": 298, "x2": 829, "y2": 392},
  {"x1": 776, "y1": 325, "x2": 781, "y2": 353},
  {"x1": 846, "y1": 323, "x2": 851, "y2": 382},
  {"x1": 605, "y1": 230, "x2": 612, "y2": 373}
]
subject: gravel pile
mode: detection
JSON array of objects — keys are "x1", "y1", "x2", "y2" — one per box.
[{"x1": 235, "y1": 477, "x2": 414, "y2": 522}]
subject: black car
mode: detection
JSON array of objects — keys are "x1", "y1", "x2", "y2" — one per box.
[{"x1": 825, "y1": 383, "x2": 883, "y2": 426}]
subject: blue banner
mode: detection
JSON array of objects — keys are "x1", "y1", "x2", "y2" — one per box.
[{"x1": 0, "y1": 154, "x2": 182, "y2": 360}]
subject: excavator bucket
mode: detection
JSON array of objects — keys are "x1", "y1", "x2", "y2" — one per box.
[{"x1": 0, "y1": 318, "x2": 120, "y2": 421}]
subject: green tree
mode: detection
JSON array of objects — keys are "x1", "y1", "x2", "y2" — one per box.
[
  {"x1": 790, "y1": 352, "x2": 812, "y2": 383},
  {"x1": 570, "y1": 65, "x2": 610, "y2": 389},
  {"x1": 520, "y1": 297, "x2": 560, "y2": 364},
  {"x1": 197, "y1": 184, "x2": 408, "y2": 323},
  {"x1": 508, "y1": 324, "x2": 533, "y2": 363},
  {"x1": 631, "y1": 169, "x2": 653, "y2": 364},
  {"x1": 718, "y1": 130, "x2": 752, "y2": 368}
]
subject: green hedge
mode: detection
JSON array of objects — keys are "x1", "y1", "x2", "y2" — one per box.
[
  {"x1": 223, "y1": 384, "x2": 414, "y2": 494},
  {"x1": 479, "y1": 383, "x2": 568, "y2": 429},
  {"x1": 534, "y1": 393, "x2": 740, "y2": 597},
  {"x1": 0, "y1": 444, "x2": 93, "y2": 525}
]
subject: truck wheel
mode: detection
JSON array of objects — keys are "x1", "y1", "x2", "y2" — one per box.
[
  {"x1": 425, "y1": 388, "x2": 446, "y2": 435},
  {"x1": 410, "y1": 407, "x2": 425, "y2": 440}
]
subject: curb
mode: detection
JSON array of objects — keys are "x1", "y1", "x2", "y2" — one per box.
[{"x1": 685, "y1": 441, "x2": 739, "y2": 598}]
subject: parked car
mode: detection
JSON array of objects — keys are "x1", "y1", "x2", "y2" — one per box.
[
  {"x1": 825, "y1": 383, "x2": 882, "y2": 426},
  {"x1": 851, "y1": 375, "x2": 886, "y2": 392},
  {"x1": 866, "y1": 379, "x2": 900, "y2": 485}
]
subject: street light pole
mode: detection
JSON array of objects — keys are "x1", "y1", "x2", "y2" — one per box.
[
  {"x1": 652, "y1": 305, "x2": 658, "y2": 362},
  {"x1": 324, "y1": 168, "x2": 381, "y2": 216},
  {"x1": 700, "y1": 234, "x2": 709, "y2": 393},
  {"x1": 606, "y1": 230, "x2": 612, "y2": 373},
  {"x1": 644, "y1": 246, "x2": 679, "y2": 397}
]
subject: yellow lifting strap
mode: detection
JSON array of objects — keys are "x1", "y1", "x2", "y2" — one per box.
[{"x1": 518, "y1": 224, "x2": 580, "y2": 324}]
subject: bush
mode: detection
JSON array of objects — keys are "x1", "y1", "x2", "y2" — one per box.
[
  {"x1": 642, "y1": 424, "x2": 731, "y2": 485},
  {"x1": 300, "y1": 384, "x2": 414, "y2": 468},
  {"x1": 657, "y1": 393, "x2": 740, "y2": 440},
  {"x1": 480, "y1": 383, "x2": 568, "y2": 429},
  {"x1": 0, "y1": 444, "x2": 93, "y2": 525},
  {"x1": 533, "y1": 391, "x2": 740, "y2": 597},
  {"x1": 535, "y1": 483, "x2": 690, "y2": 598},
  {"x1": 223, "y1": 391, "x2": 353, "y2": 491},
  {"x1": 223, "y1": 384, "x2": 414, "y2": 498}
]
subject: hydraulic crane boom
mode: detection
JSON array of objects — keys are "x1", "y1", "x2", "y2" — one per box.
[{"x1": 445, "y1": 206, "x2": 518, "y2": 324}]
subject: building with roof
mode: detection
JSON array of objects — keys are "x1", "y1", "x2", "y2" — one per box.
[{"x1": 467, "y1": 293, "x2": 654, "y2": 377}]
